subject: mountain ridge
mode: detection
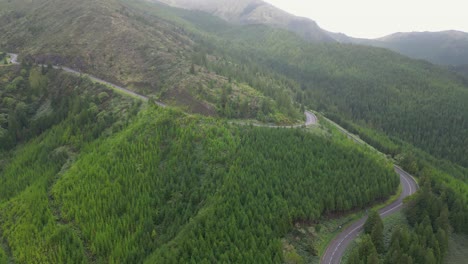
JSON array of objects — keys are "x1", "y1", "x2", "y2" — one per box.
[
  {"x1": 153, "y1": 0, "x2": 468, "y2": 66},
  {"x1": 368, "y1": 30, "x2": 468, "y2": 66},
  {"x1": 151, "y1": 0, "x2": 335, "y2": 42}
]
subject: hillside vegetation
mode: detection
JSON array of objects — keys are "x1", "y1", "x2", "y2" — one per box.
[
  {"x1": 0, "y1": 0, "x2": 300, "y2": 124},
  {"x1": 152, "y1": 0, "x2": 335, "y2": 42},
  {"x1": 109, "y1": 0, "x2": 468, "y2": 171},
  {"x1": 371, "y1": 31, "x2": 468, "y2": 66},
  {"x1": 332, "y1": 31, "x2": 468, "y2": 67},
  {"x1": 0, "y1": 63, "x2": 399, "y2": 263},
  {"x1": 2, "y1": 0, "x2": 467, "y2": 166}
]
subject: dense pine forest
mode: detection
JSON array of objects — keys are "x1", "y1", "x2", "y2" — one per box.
[
  {"x1": 132, "y1": 6, "x2": 468, "y2": 258},
  {"x1": 0, "y1": 63, "x2": 400, "y2": 263},
  {"x1": 124, "y1": 1, "x2": 468, "y2": 242},
  {"x1": 347, "y1": 176, "x2": 464, "y2": 264}
]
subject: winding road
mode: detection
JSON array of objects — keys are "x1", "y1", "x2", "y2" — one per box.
[
  {"x1": 8, "y1": 53, "x2": 417, "y2": 263},
  {"x1": 319, "y1": 112, "x2": 419, "y2": 263},
  {"x1": 6, "y1": 53, "x2": 316, "y2": 127},
  {"x1": 321, "y1": 166, "x2": 418, "y2": 264},
  {"x1": 8, "y1": 53, "x2": 157, "y2": 104},
  {"x1": 240, "y1": 111, "x2": 317, "y2": 128}
]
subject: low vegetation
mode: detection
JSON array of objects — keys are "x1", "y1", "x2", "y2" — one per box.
[
  {"x1": 0, "y1": 52, "x2": 6, "y2": 65},
  {"x1": 445, "y1": 233, "x2": 468, "y2": 264}
]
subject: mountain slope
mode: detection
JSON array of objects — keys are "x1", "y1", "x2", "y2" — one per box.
[
  {"x1": 151, "y1": 0, "x2": 335, "y2": 42},
  {"x1": 2, "y1": 0, "x2": 467, "y2": 168},
  {"x1": 154, "y1": 1, "x2": 468, "y2": 67},
  {"x1": 0, "y1": 0, "x2": 300, "y2": 123},
  {"x1": 331, "y1": 30, "x2": 468, "y2": 66},
  {"x1": 372, "y1": 31, "x2": 468, "y2": 66},
  {"x1": 176, "y1": 19, "x2": 468, "y2": 169}
]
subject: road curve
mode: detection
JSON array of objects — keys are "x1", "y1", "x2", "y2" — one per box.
[
  {"x1": 7, "y1": 53, "x2": 164, "y2": 105},
  {"x1": 261, "y1": 111, "x2": 317, "y2": 128},
  {"x1": 321, "y1": 165, "x2": 418, "y2": 264},
  {"x1": 304, "y1": 111, "x2": 318, "y2": 126},
  {"x1": 232, "y1": 111, "x2": 317, "y2": 128},
  {"x1": 8, "y1": 53, "x2": 18, "y2": 64}
]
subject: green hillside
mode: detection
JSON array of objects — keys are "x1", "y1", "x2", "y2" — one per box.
[
  {"x1": 205, "y1": 26, "x2": 468, "y2": 169},
  {"x1": 0, "y1": 0, "x2": 300, "y2": 124},
  {"x1": 111, "y1": 0, "x2": 468, "y2": 170},
  {"x1": 0, "y1": 64, "x2": 398, "y2": 263},
  {"x1": 1, "y1": 0, "x2": 467, "y2": 168}
]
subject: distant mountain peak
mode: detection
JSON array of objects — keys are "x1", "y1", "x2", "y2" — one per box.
[{"x1": 152, "y1": 0, "x2": 335, "y2": 42}]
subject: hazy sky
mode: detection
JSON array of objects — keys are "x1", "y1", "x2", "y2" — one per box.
[{"x1": 263, "y1": 0, "x2": 467, "y2": 38}]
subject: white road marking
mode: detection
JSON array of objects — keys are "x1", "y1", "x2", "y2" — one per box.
[
  {"x1": 401, "y1": 173, "x2": 413, "y2": 195},
  {"x1": 325, "y1": 169, "x2": 418, "y2": 264},
  {"x1": 329, "y1": 223, "x2": 364, "y2": 264}
]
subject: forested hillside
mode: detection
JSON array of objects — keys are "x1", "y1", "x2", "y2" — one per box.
[
  {"x1": 370, "y1": 31, "x2": 468, "y2": 66},
  {"x1": 332, "y1": 31, "x2": 468, "y2": 67},
  {"x1": 199, "y1": 24, "x2": 468, "y2": 169},
  {"x1": 0, "y1": 63, "x2": 141, "y2": 263},
  {"x1": 2, "y1": 0, "x2": 467, "y2": 167},
  {"x1": 110, "y1": 0, "x2": 468, "y2": 171},
  {"x1": 151, "y1": 0, "x2": 335, "y2": 42},
  {"x1": 348, "y1": 176, "x2": 465, "y2": 264},
  {"x1": 0, "y1": 0, "x2": 300, "y2": 124},
  {"x1": 0, "y1": 62, "x2": 399, "y2": 263}
]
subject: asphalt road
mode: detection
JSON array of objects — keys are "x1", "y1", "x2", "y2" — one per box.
[
  {"x1": 7, "y1": 53, "x2": 164, "y2": 105},
  {"x1": 7, "y1": 53, "x2": 18, "y2": 64},
  {"x1": 304, "y1": 111, "x2": 318, "y2": 126},
  {"x1": 321, "y1": 165, "x2": 418, "y2": 264},
  {"x1": 232, "y1": 111, "x2": 317, "y2": 128}
]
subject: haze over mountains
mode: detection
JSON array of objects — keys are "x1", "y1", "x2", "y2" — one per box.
[
  {"x1": 154, "y1": 0, "x2": 468, "y2": 66},
  {"x1": 370, "y1": 30, "x2": 468, "y2": 66},
  {"x1": 153, "y1": 0, "x2": 335, "y2": 42}
]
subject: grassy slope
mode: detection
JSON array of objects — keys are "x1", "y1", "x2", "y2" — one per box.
[{"x1": 445, "y1": 233, "x2": 468, "y2": 264}]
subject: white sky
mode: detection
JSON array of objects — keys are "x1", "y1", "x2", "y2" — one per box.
[{"x1": 263, "y1": 0, "x2": 468, "y2": 38}]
